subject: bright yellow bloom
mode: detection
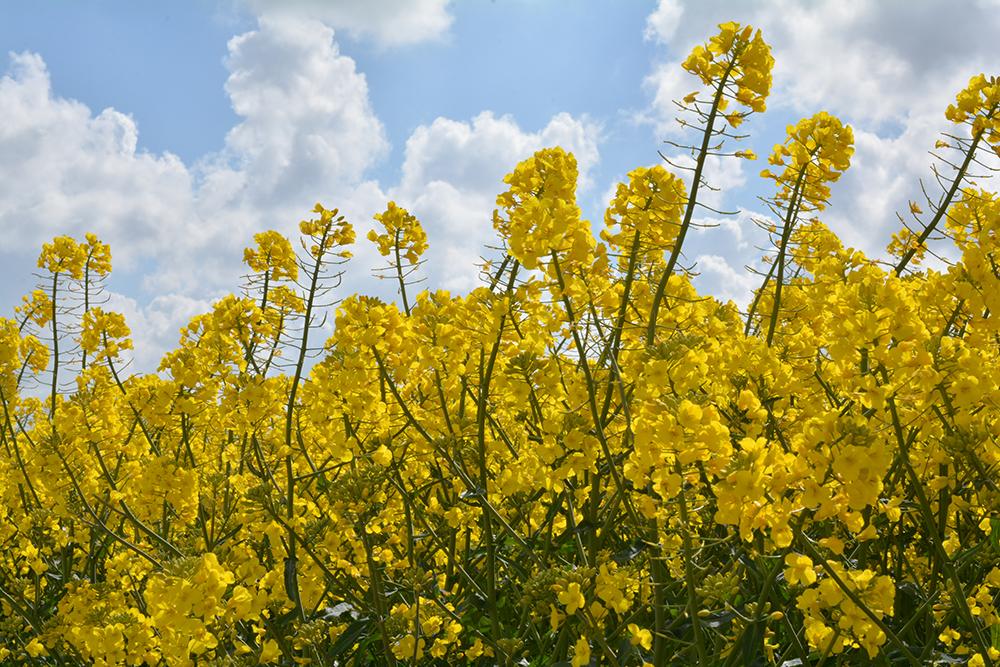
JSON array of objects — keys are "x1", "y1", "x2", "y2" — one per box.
[
  {"x1": 259, "y1": 639, "x2": 280, "y2": 664},
  {"x1": 369, "y1": 201, "x2": 429, "y2": 264},
  {"x1": 682, "y1": 22, "x2": 774, "y2": 114},
  {"x1": 571, "y1": 637, "x2": 591, "y2": 667},
  {"x1": 243, "y1": 230, "x2": 298, "y2": 281},
  {"x1": 628, "y1": 623, "x2": 653, "y2": 650},
  {"x1": 784, "y1": 553, "x2": 817, "y2": 586},
  {"x1": 760, "y1": 111, "x2": 854, "y2": 210},
  {"x1": 80, "y1": 308, "x2": 133, "y2": 362},
  {"x1": 558, "y1": 582, "x2": 586, "y2": 615}
]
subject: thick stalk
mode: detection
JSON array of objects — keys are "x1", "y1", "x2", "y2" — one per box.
[
  {"x1": 673, "y1": 460, "x2": 707, "y2": 664},
  {"x1": 743, "y1": 259, "x2": 776, "y2": 336},
  {"x1": 646, "y1": 59, "x2": 736, "y2": 346},
  {"x1": 548, "y1": 251, "x2": 668, "y2": 660},
  {"x1": 82, "y1": 261, "x2": 90, "y2": 370},
  {"x1": 372, "y1": 349, "x2": 538, "y2": 564},
  {"x1": 549, "y1": 252, "x2": 642, "y2": 530},
  {"x1": 599, "y1": 227, "x2": 643, "y2": 417},
  {"x1": 393, "y1": 228, "x2": 411, "y2": 316},
  {"x1": 49, "y1": 272, "x2": 59, "y2": 418},
  {"x1": 894, "y1": 116, "x2": 992, "y2": 275},
  {"x1": 475, "y1": 260, "x2": 520, "y2": 646},
  {"x1": 765, "y1": 163, "x2": 810, "y2": 346},
  {"x1": 885, "y1": 396, "x2": 993, "y2": 664},
  {"x1": 795, "y1": 526, "x2": 921, "y2": 666},
  {"x1": 283, "y1": 227, "x2": 331, "y2": 623},
  {"x1": 244, "y1": 270, "x2": 269, "y2": 367},
  {"x1": 0, "y1": 387, "x2": 42, "y2": 507}
]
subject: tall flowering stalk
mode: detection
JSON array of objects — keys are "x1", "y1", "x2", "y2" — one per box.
[{"x1": 2, "y1": 24, "x2": 1000, "y2": 667}]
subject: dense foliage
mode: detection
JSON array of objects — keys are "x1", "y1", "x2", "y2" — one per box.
[{"x1": 2, "y1": 22, "x2": 1000, "y2": 666}]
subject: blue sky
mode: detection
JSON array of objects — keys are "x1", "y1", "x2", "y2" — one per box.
[{"x1": 1, "y1": 0, "x2": 998, "y2": 370}]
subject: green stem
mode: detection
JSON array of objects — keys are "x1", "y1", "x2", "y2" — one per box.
[
  {"x1": 474, "y1": 259, "x2": 519, "y2": 646},
  {"x1": 765, "y1": 162, "x2": 810, "y2": 347},
  {"x1": 885, "y1": 396, "x2": 993, "y2": 664},
  {"x1": 49, "y1": 272, "x2": 59, "y2": 418},
  {"x1": 646, "y1": 58, "x2": 736, "y2": 346},
  {"x1": 894, "y1": 116, "x2": 992, "y2": 275},
  {"x1": 673, "y1": 460, "x2": 707, "y2": 664},
  {"x1": 394, "y1": 228, "x2": 411, "y2": 316},
  {"x1": 283, "y1": 226, "x2": 332, "y2": 623}
]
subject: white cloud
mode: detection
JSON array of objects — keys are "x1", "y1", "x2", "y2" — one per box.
[
  {"x1": 392, "y1": 111, "x2": 602, "y2": 291},
  {"x1": 0, "y1": 52, "x2": 196, "y2": 270},
  {"x1": 758, "y1": 0, "x2": 998, "y2": 123},
  {"x1": 0, "y1": 16, "x2": 605, "y2": 370},
  {"x1": 641, "y1": 63, "x2": 691, "y2": 137},
  {"x1": 106, "y1": 291, "x2": 214, "y2": 373},
  {"x1": 639, "y1": 0, "x2": 1000, "y2": 264},
  {"x1": 641, "y1": 0, "x2": 1000, "y2": 126},
  {"x1": 212, "y1": 15, "x2": 389, "y2": 206},
  {"x1": 398, "y1": 111, "x2": 601, "y2": 198},
  {"x1": 239, "y1": 0, "x2": 454, "y2": 48},
  {"x1": 174, "y1": 15, "x2": 391, "y2": 295},
  {"x1": 693, "y1": 253, "x2": 757, "y2": 307},
  {"x1": 692, "y1": 210, "x2": 758, "y2": 251},
  {"x1": 0, "y1": 17, "x2": 394, "y2": 369},
  {"x1": 644, "y1": 0, "x2": 684, "y2": 43},
  {"x1": 0, "y1": 15, "x2": 390, "y2": 288}
]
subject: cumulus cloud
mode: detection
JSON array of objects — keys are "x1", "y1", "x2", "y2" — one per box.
[
  {"x1": 391, "y1": 111, "x2": 602, "y2": 291},
  {"x1": 0, "y1": 14, "x2": 604, "y2": 370},
  {"x1": 0, "y1": 16, "x2": 394, "y2": 368},
  {"x1": 0, "y1": 53, "x2": 196, "y2": 269},
  {"x1": 693, "y1": 253, "x2": 757, "y2": 307},
  {"x1": 176, "y1": 14, "x2": 391, "y2": 294},
  {"x1": 211, "y1": 15, "x2": 389, "y2": 206},
  {"x1": 640, "y1": 0, "x2": 1000, "y2": 266},
  {"x1": 0, "y1": 15, "x2": 390, "y2": 285},
  {"x1": 642, "y1": 0, "x2": 1000, "y2": 127},
  {"x1": 644, "y1": 0, "x2": 684, "y2": 43},
  {"x1": 642, "y1": 63, "x2": 694, "y2": 137},
  {"x1": 238, "y1": 0, "x2": 454, "y2": 48},
  {"x1": 760, "y1": 1, "x2": 997, "y2": 123}
]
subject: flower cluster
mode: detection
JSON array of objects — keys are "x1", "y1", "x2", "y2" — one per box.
[
  {"x1": 368, "y1": 201, "x2": 429, "y2": 265},
  {"x1": 946, "y1": 73, "x2": 1000, "y2": 143},
  {"x1": 682, "y1": 21, "x2": 774, "y2": 115},
  {"x1": 1, "y1": 23, "x2": 999, "y2": 667},
  {"x1": 602, "y1": 165, "x2": 688, "y2": 266},
  {"x1": 760, "y1": 111, "x2": 855, "y2": 210},
  {"x1": 493, "y1": 146, "x2": 593, "y2": 269},
  {"x1": 243, "y1": 230, "x2": 299, "y2": 281}
]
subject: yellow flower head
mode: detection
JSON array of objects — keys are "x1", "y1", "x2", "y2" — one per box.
[
  {"x1": 783, "y1": 553, "x2": 817, "y2": 586},
  {"x1": 571, "y1": 637, "x2": 591, "y2": 667},
  {"x1": 945, "y1": 73, "x2": 1000, "y2": 142},
  {"x1": 38, "y1": 235, "x2": 87, "y2": 278},
  {"x1": 83, "y1": 232, "x2": 113, "y2": 276},
  {"x1": 603, "y1": 165, "x2": 687, "y2": 264},
  {"x1": 0, "y1": 320, "x2": 46, "y2": 387},
  {"x1": 760, "y1": 111, "x2": 854, "y2": 210},
  {"x1": 300, "y1": 202, "x2": 356, "y2": 259},
  {"x1": 17, "y1": 289, "x2": 53, "y2": 328},
  {"x1": 368, "y1": 201, "x2": 428, "y2": 264},
  {"x1": 80, "y1": 308, "x2": 133, "y2": 362},
  {"x1": 557, "y1": 581, "x2": 586, "y2": 615},
  {"x1": 243, "y1": 230, "x2": 298, "y2": 281},
  {"x1": 682, "y1": 22, "x2": 774, "y2": 115},
  {"x1": 493, "y1": 147, "x2": 593, "y2": 269}
]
